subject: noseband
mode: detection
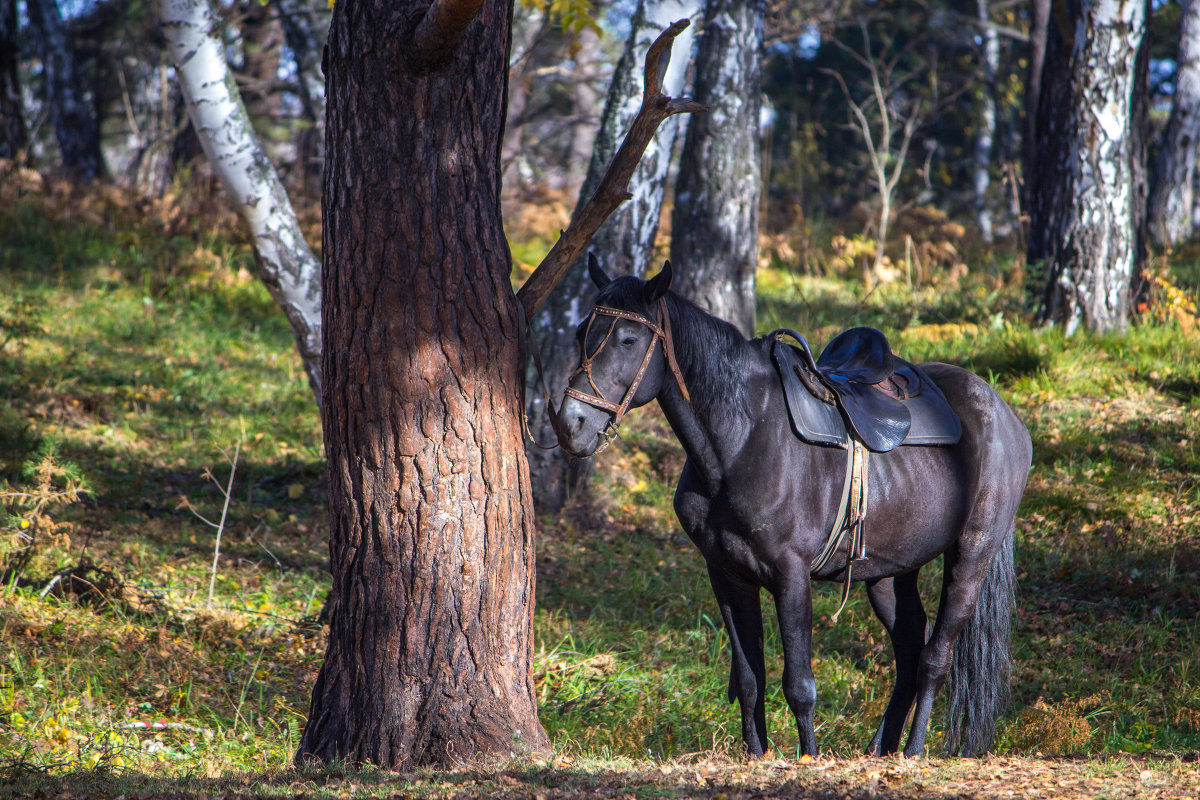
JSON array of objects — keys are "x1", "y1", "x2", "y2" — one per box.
[{"x1": 564, "y1": 296, "x2": 690, "y2": 450}]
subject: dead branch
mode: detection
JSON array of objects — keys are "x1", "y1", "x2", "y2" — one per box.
[{"x1": 516, "y1": 19, "x2": 704, "y2": 321}]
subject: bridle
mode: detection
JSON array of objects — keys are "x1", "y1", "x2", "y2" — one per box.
[{"x1": 563, "y1": 296, "x2": 690, "y2": 451}]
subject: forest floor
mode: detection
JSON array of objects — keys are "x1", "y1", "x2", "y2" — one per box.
[
  {"x1": 3, "y1": 752, "x2": 1199, "y2": 798},
  {"x1": 1, "y1": 177, "x2": 1198, "y2": 797}
]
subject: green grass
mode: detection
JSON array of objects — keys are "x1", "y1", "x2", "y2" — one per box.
[{"x1": 0, "y1": 187, "x2": 1198, "y2": 794}]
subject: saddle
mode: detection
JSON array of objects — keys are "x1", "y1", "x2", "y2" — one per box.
[{"x1": 768, "y1": 327, "x2": 961, "y2": 453}]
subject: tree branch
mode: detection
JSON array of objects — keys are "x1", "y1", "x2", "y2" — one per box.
[
  {"x1": 410, "y1": 0, "x2": 487, "y2": 66},
  {"x1": 516, "y1": 19, "x2": 704, "y2": 321}
]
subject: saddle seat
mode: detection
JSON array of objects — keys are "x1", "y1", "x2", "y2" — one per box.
[{"x1": 767, "y1": 327, "x2": 961, "y2": 453}]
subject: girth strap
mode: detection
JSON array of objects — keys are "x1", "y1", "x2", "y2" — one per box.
[{"x1": 812, "y1": 437, "x2": 870, "y2": 623}]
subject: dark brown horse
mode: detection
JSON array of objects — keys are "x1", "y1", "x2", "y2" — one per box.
[{"x1": 556, "y1": 260, "x2": 1031, "y2": 757}]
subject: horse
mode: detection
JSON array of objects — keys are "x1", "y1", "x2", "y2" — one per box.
[{"x1": 554, "y1": 258, "x2": 1032, "y2": 758}]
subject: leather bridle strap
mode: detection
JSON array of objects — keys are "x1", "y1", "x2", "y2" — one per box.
[{"x1": 564, "y1": 297, "x2": 689, "y2": 428}]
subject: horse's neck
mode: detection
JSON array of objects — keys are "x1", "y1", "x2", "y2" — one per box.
[{"x1": 657, "y1": 297, "x2": 761, "y2": 493}]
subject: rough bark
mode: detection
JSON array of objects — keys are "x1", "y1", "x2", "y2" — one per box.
[
  {"x1": 295, "y1": 0, "x2": 549, "y2": 767},
  {"x1": 525, "y1": 0, "x2": 700, "y2": 511},
  {"x1": 25, "y1": 0, "x2": 105, "y2": 181},
  {"x1": 670, "y1": 0, "x2": 765, "y2": 337},
  {"x1": 0, "y1": 0, "x2": 24, "y2": 159},
  {"x1": 1147, "y1": 0, "x2": 1200, "y2": 249},
  {"x1": 160, "y1": 0, "x2": 324, "y2": 406},
  {"x1": 1027, "y1": 0, "x2": 1146, "y2": 334},
  {"x1": 972, "y1": 0, "x2": 999, "y2": 244}
]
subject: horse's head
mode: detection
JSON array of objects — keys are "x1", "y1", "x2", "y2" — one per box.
[{"x1": 556, "y1": 255, "x2": 686, "y2": 458}]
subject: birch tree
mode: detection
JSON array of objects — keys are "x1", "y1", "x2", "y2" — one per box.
[
  {"x1": 671, "y1": 0, "x2": 766, "y2": 337},
  {"x1": 972, "y1": 0, "x2": 999, "y2": 244},
  {"x1": 1148, "y1": 0, "x2": 1200, "y2": 249},
  {"x1": 1026, "y1": 0, "x2": 1148, "y2": 333},
  {"x1": 160, "y1": 0, "x2": 323, "y2": 405},
  {"x1": 525, "y1": 0, "x2": 700, "y2": 510}
]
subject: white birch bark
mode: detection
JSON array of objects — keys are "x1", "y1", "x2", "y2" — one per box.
[
  {"x1": 1028, "y1": 0, "x2": 1146, "y2": 334},
  {"x1": 160, "y1": 0, "x2": 323, "y2": 405},
  {"x1": 670, "y1": 0, "x2": 765, "y2": 337},
  {"x1": 525, "y1": 0, "x2": 701, "y2": 510},
  {"x1": 973, "y1": 0, "x2": 999, "y2": 243},
  {"x1": 1148, "y1": 0, "x2": 1200, "y2": 248}
]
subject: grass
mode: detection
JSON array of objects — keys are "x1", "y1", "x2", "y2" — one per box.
[{"x1": 0, "y1": 180, "x2": 1198, "y2": 796}]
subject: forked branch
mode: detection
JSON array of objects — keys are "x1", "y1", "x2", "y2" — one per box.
[{"x1": 516, "y1": 19, "x2": 704, "y2": 320}]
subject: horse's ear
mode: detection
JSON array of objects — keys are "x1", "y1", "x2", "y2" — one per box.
[
  {"x1": 644, "y1": 260, "x2": 673, "y2": 302},
  {"x1": 587, "y1": 253, "x2": 612, "y2": 289}
]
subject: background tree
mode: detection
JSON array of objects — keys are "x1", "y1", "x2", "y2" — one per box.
[
  {"x1": 26, "y1": 0, "x2": 105, "y2": 180},
  {"x1": 1027, "y1": 0, "x2": 1148, "y2": 333},
  {"x1": 1148, "y1": 0, "x2": 1200, "y2": 249},
  {"x1": 160, "y1": 0, "x2": 323, "y2": 405},
  {"x1": 0, "y1": 0, "x2": 24, "y2": 159},
  {"x1": 971, "y1": 0, "x2": 1000, "y2": 243},
  {"x1": 525, "y1": 0, "x2": 699, "y2": 511},
  {"x1": 272, "y1": 0, "x2": 330, "y2": 195},
  {"x1": 822, "y1": 17, "x2": 927, "y2": 281},
  {"x1": 670, "y1": 0, "x2": 766, "y2": 337}
]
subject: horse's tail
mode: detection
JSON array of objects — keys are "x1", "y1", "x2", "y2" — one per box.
[{"x1": 943, "y1": 526, "x2": 1015, "y2": 756}]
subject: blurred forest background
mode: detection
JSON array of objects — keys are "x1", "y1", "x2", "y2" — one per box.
[{"x1": 1, "y1": 0, "x2": 1199, "y2": 795}]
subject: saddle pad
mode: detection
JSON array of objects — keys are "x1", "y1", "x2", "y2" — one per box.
[{"x1": 769, "y1": 333, "x2": 962, "y2": 452}]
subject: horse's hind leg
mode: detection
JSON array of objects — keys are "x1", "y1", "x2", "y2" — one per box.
[
  {"x1": 707, "y1": 564, "x2": 768, "y2": 757},
  {"x1": 902, "y1": 543, "x2": 990, "y2": 756},
  {"x1": 865, "y1": 571, "x2": 928, "y2": 756}
]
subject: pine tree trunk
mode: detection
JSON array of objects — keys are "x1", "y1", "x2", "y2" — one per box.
[
  {"x1": 295, "y1": 0, "x2": 549, "y2": 767},
  {"x1": 0, "y1": 0, "x2": 24, "y2": 159},
  {"x1": 25, "y1": 0, "x2": 104, "y2": 181},
  {"x1": 670, "y1": 0, "x2": 765, "y2": 337},
  {"x1": 524, "y1": 0, "x2": 699, "y2": 512},
  {"x1": 1148, "y1": 0, "x2": 1200, "y2": 249},
  {"x1": 160, "y1": 0, "x2": 323, "y2": 405},
  {"x1": 1027, "y1": 0, "x2": 1146, "y2": 334}
]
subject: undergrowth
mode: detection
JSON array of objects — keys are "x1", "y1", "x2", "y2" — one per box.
[{"x1": 0, "y1": 174, "x2": 1197, "y2": 792}]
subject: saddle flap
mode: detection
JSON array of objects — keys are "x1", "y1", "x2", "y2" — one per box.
[
  {"x1": 771, "y1": 338, "x2": 847, "y2": 448},
  {"x1": 831, "y1": 381, "x2": 911, "y2": 452}
]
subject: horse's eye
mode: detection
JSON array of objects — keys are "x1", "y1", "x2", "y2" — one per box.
[{"x1": 620, "y1": 336, "x2": 638, "y2": 348}]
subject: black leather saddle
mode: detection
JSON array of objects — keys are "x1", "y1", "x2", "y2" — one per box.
[{"x1": 767, "y1": 327, "x2": 961, "y2": 453}]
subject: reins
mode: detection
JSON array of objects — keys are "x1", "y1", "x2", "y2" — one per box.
[{"x1": 520, "y1": 296, "x2": 689, "y2": 454}]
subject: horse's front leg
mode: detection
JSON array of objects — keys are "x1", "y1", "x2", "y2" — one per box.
[
  {"x1": 706, "y1": 563, "x2": 768, "y2": 757},
  {"x1": 775, "y1": 566, "x2": 818, "y2": 756}
]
